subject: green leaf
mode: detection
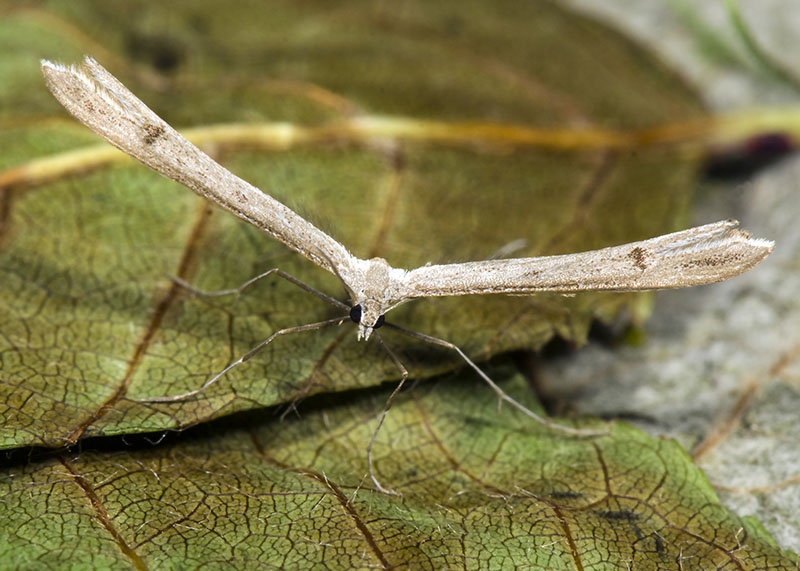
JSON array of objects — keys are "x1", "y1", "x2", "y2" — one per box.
[
  {"x1": 1, "y1": 368, "x2": 797, "y2": 567},
  {"x1": 3, "y1": 0, "x2": 795, "y2": 567},
  {"x1": 2, "y1": 0, "x2": 705, "y2": 446}
]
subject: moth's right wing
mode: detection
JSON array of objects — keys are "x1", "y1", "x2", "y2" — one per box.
[
  {"x1": 41, "y1": 57, "x2": 356, "y2": 277},
  {"x1": 399, "y1": 220, "x2": 773, "y2": 299}
]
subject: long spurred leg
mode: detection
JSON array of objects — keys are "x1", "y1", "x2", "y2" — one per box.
[
  {"x1": 140, "y1": 269, "x2": 350, "y2": 402},
  {"x1": 140, "y1": 316, "x2": 347, "y2": 402},
  {"x1": 384, "y1": 323, "x2": 608, "y2": 437},
  {"x1": 171, "y1": 268, "x2": 349, "y2": 311},
  {"x1": 365, "y1": 333, "x2": 410, "y2": 495}
]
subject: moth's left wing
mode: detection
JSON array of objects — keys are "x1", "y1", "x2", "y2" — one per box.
[{"x1": 399, "y1": 220, "x2": 773, "y2": 299}]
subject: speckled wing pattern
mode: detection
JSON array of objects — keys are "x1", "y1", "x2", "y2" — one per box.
[
  {"x1": 40, "y1": 57, "x2": 356, "y2": 279},
  {"x1": 400, "y1": 220, "x2": 774, "y2": 298},
  {"x1": 42, "y1": 57, "x2": 774, "y2": 316}
]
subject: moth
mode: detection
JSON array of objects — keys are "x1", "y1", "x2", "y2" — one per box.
[{"x1": 42, "y1": 57, "x2": 773, "y2": 491}]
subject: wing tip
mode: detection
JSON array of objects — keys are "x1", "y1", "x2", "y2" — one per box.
[
  {"x1": 41, "y1": 57, "x2": 91, "y2": 89},
  {"x1": 40, "y1": 58, "x2": 68, "y2": 82},
  {"x1": 728, "y1": 226, "x2": 775, "y2": 261},
  {"x1": 697, "y1": 219, "x2": 774, "y2": 265},
  {"x1": 40, "y1": 56, "x2": 108, "y2": 89}
]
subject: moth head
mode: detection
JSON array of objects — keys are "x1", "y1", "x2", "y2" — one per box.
[
  {"x1": 349, "y1": 303, "x2": 385, "y2": 341},
  {"x1": 343, "y1": 257, "x2": 406, "y2": 341}
]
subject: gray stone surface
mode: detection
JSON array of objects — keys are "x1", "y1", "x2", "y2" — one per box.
[{"x1": 553, "y1": 0, "x2": 800, "y2": 553}]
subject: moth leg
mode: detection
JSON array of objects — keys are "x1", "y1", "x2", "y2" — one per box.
[
  {"x1": 139, "y1": 316, "x2": 345, "y2": 403},
  {"x1": 365, "y1": 333, "x2": 410, "y2": 495},
  {"x1": 170, "y1": 268, "x2": 349, "y2": 310},
  {"x1": 384, "y1": 324, "x2": 608, "y2": 437}
]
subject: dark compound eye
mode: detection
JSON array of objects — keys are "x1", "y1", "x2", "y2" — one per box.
[{"x1": 349, "y1": 305, "x2": 385, "y2": 329}]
